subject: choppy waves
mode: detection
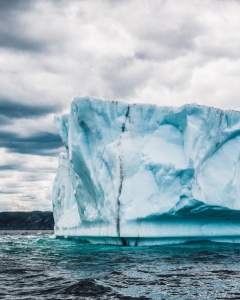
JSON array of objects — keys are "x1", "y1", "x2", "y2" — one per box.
[{"x1": 1, "y1": 231, "x2": 240, "y2": 299}]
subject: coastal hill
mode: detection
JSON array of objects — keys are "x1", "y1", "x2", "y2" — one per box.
[{"x1": 0, "y1": 211, "x2": 54, "y2": 230}]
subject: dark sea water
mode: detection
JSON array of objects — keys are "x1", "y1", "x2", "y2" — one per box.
[{"x1": 1, "y1": 231, "x2": 240, "y2": 299}]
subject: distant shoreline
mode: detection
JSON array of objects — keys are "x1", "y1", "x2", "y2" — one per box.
[{"x1": 0, "y1": 211, "x2": 54, "y2": 230}]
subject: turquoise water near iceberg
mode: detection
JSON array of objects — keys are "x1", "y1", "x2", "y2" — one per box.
[{"x1": 1, "y1": 231, "x2": 240, "y2": 299}]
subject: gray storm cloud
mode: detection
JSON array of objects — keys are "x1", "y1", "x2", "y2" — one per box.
[{"x1": 1, "y1": 0, "x2": 240, "y2": 210}]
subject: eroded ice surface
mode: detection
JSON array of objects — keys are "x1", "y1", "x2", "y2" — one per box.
[{"x1": 53, "y1": 97, "x2": 240, "y2": 245}]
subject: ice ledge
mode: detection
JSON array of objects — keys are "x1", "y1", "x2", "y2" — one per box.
[{"x1": 55, "y1": 236, "x2": 240, "y2": 247}]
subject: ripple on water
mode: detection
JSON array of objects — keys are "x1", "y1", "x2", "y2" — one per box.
[{"x1": 1, "y1": 231, "x2": 240, "y2": 299}]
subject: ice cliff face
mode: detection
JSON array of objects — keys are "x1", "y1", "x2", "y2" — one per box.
[{"x1": 53, "y1": 97, "x2": 240, "y2": 245}]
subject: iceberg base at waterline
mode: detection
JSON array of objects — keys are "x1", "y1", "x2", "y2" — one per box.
[{"x1": 53, "y1": 97, "x2": 240, "y2": 246}]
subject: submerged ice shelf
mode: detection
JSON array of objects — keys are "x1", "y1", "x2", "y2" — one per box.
[{"x1": 53, "y1": 97, "x2": 240, "y2": 246}]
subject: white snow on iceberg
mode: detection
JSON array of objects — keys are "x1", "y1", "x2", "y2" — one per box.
[{"x1": 52, "y1": 97, "x2": 240, "y2": 245}]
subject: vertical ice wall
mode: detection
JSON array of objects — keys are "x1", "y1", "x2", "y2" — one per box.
[{"x1": 52, "y1": 97, "x2": 240, "y2": 245}]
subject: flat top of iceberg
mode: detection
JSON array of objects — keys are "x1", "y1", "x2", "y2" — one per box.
[{"x1": 73, "y1": 96, "x2": 240, "y2": 114}]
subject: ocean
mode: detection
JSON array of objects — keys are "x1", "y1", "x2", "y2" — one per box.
[{"x1": 1, "y1": 231, "x2": 240, "y2": 299}]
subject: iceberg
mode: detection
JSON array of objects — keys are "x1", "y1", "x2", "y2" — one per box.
[{"x1": 52, "y1": 97, "x2": 240, "y2": 245}]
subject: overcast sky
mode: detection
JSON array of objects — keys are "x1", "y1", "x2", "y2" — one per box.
[{"x1": 1, "y1": 0, "x2": 240, "y2": 211}]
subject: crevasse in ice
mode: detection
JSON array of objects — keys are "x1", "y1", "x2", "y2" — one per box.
[{"x1": 52, "y1": 97, "x2": 240, "y2": 245}]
